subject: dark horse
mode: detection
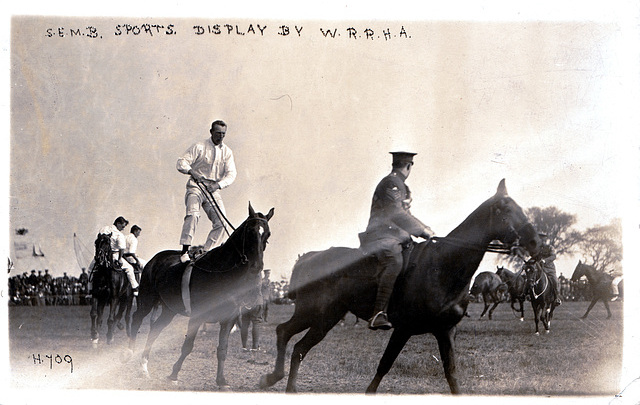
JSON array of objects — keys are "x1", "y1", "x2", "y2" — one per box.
[
  {"x1": 495, "y1": 265, "x2": 527, "y2": 321},
  {"x1": 571, "y1": 260, "x2": 618, "y2": 319},
  {"x1": 90, "y1": 233, "x2": 134, "y2": 345},
  {"x1": 469, "y1": 271, "x2": 508, "y2": 320},
  {"x1": 260, "y1": 179, "x2": 540, "y2": 394},
  {"x1": 128, "y1": 203, "x2": 274, "y2": 388},
  {"x1": 523, "y1": 260, "x2": 556, "y2": 335}
]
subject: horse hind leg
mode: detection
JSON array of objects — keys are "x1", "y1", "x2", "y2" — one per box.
[
  {"x1": 581, "y1": 298, "x2": 598, "y2": 319},
  {"x1": 260, "y1": 313, "x2": 312, "y2": 389},
  {"x1": 488, "y1": 302, "x2": 500, "y2": 320},
  {"x1": 168, "y1": 316, "x2": 203, "y2": 383},
  {"x1": 366, "y1": 328, "x2": 412, "y2": 394},
  {"x1": 139, "y1": 305, "x2": 176, "y2": 377},
  {"x1": 285, "y1": 313, "x2": 343, "y2": 393}
]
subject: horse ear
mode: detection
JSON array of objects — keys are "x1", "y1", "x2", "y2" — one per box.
[
  {"x1": 266, "y1": 207, "x2": 275, "y2": 221},
  {"x1": 248, "y1": 202, "x2": 256, "y2": 217},
  {"x1": 496, "y1": 179, "x2": 508, "y2": 196}
]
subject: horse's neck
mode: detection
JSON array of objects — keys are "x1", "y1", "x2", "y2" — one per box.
[
  {"x1": 582, "y1": 265, "x2": 603, "y2": 283},
  {"x1": 443, "y1": 214, "x2": 494, "y2": 278}
]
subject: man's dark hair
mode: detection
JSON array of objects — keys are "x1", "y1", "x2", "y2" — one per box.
[
  {"x1": 211, "y1": 120, "x2": 227, "y2": 129},
  {"x1": 131, "y1": 225, "x2": 141, "y2": 233},
  {"x1": 114, "y1": 216, "x2": 129, "y2": 226},
  {"x1": 392, "y1": 161, "x2": 413, "y2": 170}
]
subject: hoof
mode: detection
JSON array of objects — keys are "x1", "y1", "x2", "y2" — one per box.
[
  {"x1": 545, "y1": 330, "x2": 550, "y2": 334},
  {"x1": 535, "y1": 332, "x2": 540, "y2": 336},
  {"x1": 519, "y1": 318, "x2": 524, "y2": 322},
  {"x1": 91, "y1": 339, "x2": 99, "y2": 348},
  {"x1": 218, "y1": 385, "x2": 232, "y2": 392}
]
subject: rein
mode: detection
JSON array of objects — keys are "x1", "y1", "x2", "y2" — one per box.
[
  {"x1": 430, "y1": 236, "x2": 513, "y2": 254},
  {"x1": 194, "y1": 179, "x2": 237, "y2": 236},
  {"x1": 191, "y1": 216, "x2": 269, "y2": 273},
  {"x1": 529, "y1": 265, "x2": 549, "y2": 300}
]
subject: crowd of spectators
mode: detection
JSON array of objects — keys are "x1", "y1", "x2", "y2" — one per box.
[{"x1": 8, "y1": 268, "x2": 90, "y2": 306}]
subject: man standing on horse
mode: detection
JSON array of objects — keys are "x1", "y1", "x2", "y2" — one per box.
[
  {"x1": 176, "y1": 120, "x2": 237, "y2": 263},
  {"x1": 88, "y1": 216, "x2": 140, "y2": 296},
  {"x1": 359, "y1": 151, "x2": 434, "y2": 330}
]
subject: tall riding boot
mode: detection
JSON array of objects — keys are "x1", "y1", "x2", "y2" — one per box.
[{"x1": 369, "y1": 272, "x2": 396, "y2": 330}]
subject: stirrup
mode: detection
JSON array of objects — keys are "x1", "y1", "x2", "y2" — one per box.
[{"x1": 368, "y1": 311, "x2": 392, "y2": 331}]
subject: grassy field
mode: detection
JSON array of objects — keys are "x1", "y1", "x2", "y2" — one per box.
[{"x1": 7, "y1": 300, "x2": 623, "y2": 397}]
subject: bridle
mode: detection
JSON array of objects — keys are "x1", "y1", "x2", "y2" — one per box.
[
  {"x1": 430, "y1": 200, "x2": 533, "y2": 256},
  {"x1": 525, "y1": 262, "x2": 549, "y2": 300},
  {"x1": 192, "y1": 216, "x2": 270, "y2": 273}
]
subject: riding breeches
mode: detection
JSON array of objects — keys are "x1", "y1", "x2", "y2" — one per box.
[
  {"x1": 366, "y1": 239, "x2": 404, "y2": 314},
  {"x1": 542, "y1": 266, "x2": 560, "y2": 297},
  {"x1": 180, "y1": 184, "x2": 226, "y2": 250}
]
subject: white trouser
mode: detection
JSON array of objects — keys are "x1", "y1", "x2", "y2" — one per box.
[
  {"x1": 88, "y1": 255, "x2": 139, "y2": 289},
  {"x1": 180, "y1": 183, "x2": 227, "y2": 250}
]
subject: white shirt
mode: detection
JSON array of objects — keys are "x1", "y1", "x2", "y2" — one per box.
[
  {"x1": 176, "y1": 138, "x2": 237, "y2": 189},
  {"x1": 98, "y1": 225, "x2": 126, "y2": 252},
  {"x1": 125, "y1": 233, "x2": 138, "y2": 255}
]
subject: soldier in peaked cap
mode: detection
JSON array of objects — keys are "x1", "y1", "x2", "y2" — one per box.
[{"x1": 359, "y1": 152, "x2": 434, "y2": 330}]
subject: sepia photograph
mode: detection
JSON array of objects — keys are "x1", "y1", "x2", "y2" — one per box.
[{"x1": 3, "y1": 2, "x2": 639, "y2": 404}]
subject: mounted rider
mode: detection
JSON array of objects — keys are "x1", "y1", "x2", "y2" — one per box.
[
  {"x1": 87, "y1": 216, "x2": 140, "y2": 296},
  {"x1": 513, "y1": 236, "x2": 562, "y2": 306},
  {"x1": 359, "y1": 151, "x2": 434, "y2": 330}
]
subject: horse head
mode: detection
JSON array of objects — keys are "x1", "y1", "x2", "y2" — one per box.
[
  {"x1": 571, "y1": 260, "x2": 587, "y2": 282},
  {"x1": 236, "y1": 202, "x2": 274, "y2": 273},
  {"x1": 487, "y1": 179, "x2": 541, "y2": 257}
]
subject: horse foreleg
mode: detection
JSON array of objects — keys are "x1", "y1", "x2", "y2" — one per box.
[
  {"x1": 215, "y1": 320, "x2": 234, "y2": 388},
  {"x1": 90, "y1": 298, "x2": 99, "y2": 343},
  {"x1": 168, "y1": 317, "x2": 202, "y2": 383},
  {"x1": 532, "y1": 304, "x2": 541, "y2": 335},
  {"x1": 518, "y1": 298, "x2": 525, "y2": 321},
  {"x1": 366, "y1": 328, "x2": 411, "y2": 394},
  {"x1": 434, "y1": 327, "x2": 460, "y2": 394},
  {"x1": 260, "y1": 314, "x2": 311, "y2": 389},
  {"x1": 106, "y1": 297, "x2": 119, "y2": 344},
  {"x1": 581, "y1": 298, "x2": 598, "y2": 319},
  {"x1": 602, "y1": 298, "x2": 612, "y2": 319}
]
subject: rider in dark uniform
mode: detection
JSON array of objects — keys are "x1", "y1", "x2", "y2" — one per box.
[
  {"x1": 359, "y1": 152, "x2": 434, "y2": 330},
  {"x1": 531, "y1": 242, "x2": 562, "y2": 306}
]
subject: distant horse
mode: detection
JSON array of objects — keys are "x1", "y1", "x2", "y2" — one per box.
[
  {"x1": 495, "y1": 266, "x2": 527, "y2": 321},
  {"x1": 571, "y1": 260, "x2": 617, "y2": 319},
  {"x1": 260, "y1": 179, "x2": 541, "y2": 394},
  {"x1": 523, "y1": 260, "x2": 556, "y2": 335},
  {"x1": 469, "y1": 271, "x2": 508, "y2": 320},
  {"x1": 90, "y1": 233, "x2": 134, "y2": 345},
  {"x1": 129, "y1": 203, "x2": 274, "y2": 388}
]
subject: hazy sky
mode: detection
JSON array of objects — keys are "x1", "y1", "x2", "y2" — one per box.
[{"x1": 6, "y1": 14, "x2": 636, "y2": 283}]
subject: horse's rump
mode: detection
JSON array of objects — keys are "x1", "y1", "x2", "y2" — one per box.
[
  {"x1": 288, "y1": 247, "x2": 377, "y2": 299},
  {"x1": 145, "y1": 250, "x2": 190, "y2": 315}
]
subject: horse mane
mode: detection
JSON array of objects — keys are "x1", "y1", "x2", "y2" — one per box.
[{"x1": 94, "y1": 233, "x2": 112, "y2": 269}]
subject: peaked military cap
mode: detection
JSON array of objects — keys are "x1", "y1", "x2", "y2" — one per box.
[{"x1": 390, "y1": 151, "x2": 417, "y2": 165}]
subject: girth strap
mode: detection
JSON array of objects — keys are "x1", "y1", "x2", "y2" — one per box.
[{"x1": 182, "y1": 263, "x2": 193, "y2": 316}]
